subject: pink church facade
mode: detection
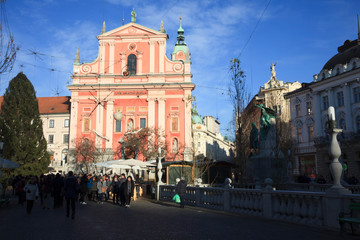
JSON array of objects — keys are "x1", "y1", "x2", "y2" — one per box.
[{"x1": 68, "y1": 12, "x2": 194, "y2": 162}]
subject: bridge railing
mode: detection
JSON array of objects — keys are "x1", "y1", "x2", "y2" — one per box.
[{"x1": 159, "y1": 185, "x2": 360, "y2": 229}]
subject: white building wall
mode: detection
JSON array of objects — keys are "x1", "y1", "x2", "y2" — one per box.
[{"x1": 41, "y1": 113, "x2": 70, "y2": 173}]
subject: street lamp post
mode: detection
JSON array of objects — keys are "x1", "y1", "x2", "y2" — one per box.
[{"x1": 156, "y1": 147, "x2": 163, "y2": 200}]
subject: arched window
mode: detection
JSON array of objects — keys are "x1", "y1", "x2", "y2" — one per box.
[
  {"x1": 339, "y1": 118, "x2": 346, "y2": 130},
  {"x1": 352, "y1": 61, "x2": 357, "y2": 70},
  {"x1": 172, "y1": 138, "x2": 178, "y2": 152},
  {"x1": 356, "y1": 115, "x2": 360, "y2": 133},
  {"x1": 127, "y1": 54, "x2": 137, "y2": 75}
]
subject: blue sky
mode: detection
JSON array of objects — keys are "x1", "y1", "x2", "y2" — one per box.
[{"x1": 2, "y1": 0, "x2": 360, "y2": 139}]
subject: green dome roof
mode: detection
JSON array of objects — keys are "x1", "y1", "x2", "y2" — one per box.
[{"x1": 192, "y1": 114, "x2": 203, "y2": 124}]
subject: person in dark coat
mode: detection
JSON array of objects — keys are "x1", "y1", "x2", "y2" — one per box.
[
  {"x1": 124, "y1": 176, "x2": 134, "y2": 208},
  {"x1": 64, "y1": 171, "x2": 79, "y2": 219},
  {"x1": 111, "y1": 175, "x2": 120, "y2": 205},
  {"x1": 53, "y1": 173, "x2": 64, "y2": 208},
  {"x1": 118, "y1": 174, "x2": 126, "y2": 206},
  {"x1": 79, "y1": 174, "x2": 88, "y2": 205},
  {"x1": 176, "y1": 177, "x2": 187, "y2": 208}
]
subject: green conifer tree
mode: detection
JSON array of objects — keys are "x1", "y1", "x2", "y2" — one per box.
[{"x1": 0, "y1": 72, "x2": 50, "y2": 177}]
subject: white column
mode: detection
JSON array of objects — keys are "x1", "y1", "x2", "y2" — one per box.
[
  {"x1": 69, "y1": 98, "x2": 78, "y2": 149},
  {"x1": 120, "y1": 52, "x2": 126, "y2": 74},
  {"x1": 344, "y1": 83, "x2": 353, "y2": 132},
  {"x1": 137, "y1": 52, "x2": 143, "y2": 75},
  {"x1": 96, "y1": 91, "x2": 103, "y2": 149},
  {"x1": 315, "y1": 92, "x2": 323, "y2": 137},
  {"x1": 109, "y1": 42, "x2": 115, "y2": 74},
  {"x1": 149, "y1": 41, "x2": 155, "y2": 74},
  {"x1": 147, "y1": 97, "x2": 156, "y2": 128},
  {"x1": 183, "y1": 91, "x2": 193, "y2": 160},
  {"x1": 99, "y1": 41, "x2": 106, "y2": 74},
  {"x1": 106, "y1": 100, "x2": 114, "y2": 149},
  {"x1": 158, "y1": 98, "x2": 166, "y2": 144},
  {"x1": 159, "y1": 41, "x2": 165, "y2": 73}
]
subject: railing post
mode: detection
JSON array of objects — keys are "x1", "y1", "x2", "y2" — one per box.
[
  {"x1": 262, "y1": 178, "x2": 273, "y2": 218},
  {"x1": 195, "y1": 187, "x2": 200, "y2": 207},
  {"x1": 224, "y1": 189, "x2": 230, "y2": 212}
]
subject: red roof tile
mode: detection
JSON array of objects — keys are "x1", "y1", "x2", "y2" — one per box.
[{"x1": 0, "y1": 96, "x2": 70, "y2": 114}]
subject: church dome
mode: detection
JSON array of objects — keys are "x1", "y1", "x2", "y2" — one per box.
[
  {"x1": 192, "y1": 114, "x2": 203, "y2": 124},
  {"x1": 322, "y1": 38, "x2": 360, "y2": 70}
]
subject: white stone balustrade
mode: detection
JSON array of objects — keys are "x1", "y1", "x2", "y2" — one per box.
[{"x1": 159, "y1": 185, "x2": 360, "y2": 229}]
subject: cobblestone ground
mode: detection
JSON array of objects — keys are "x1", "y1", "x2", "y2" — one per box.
[{"x1": 0, "y1": 197, "x2": 357, "y2": 240}]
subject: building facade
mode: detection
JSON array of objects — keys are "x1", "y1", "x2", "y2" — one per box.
[
  {"x1": 241, "y1": 64, "x2": 301, "y2": 157},
  {"x1": 68, "y1": 11, "x2": 195, "y2": 165},
  {"x1": 192, "y1": 107, "x2": 234, "y2": 162},
  {"x1": 286, "y1": 33, "x2": 360, "y2": 182}
]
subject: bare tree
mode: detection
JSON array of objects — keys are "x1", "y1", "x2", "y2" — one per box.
[
  {"x1": 68, "y1": 137, "x2": 101, "y2": 173},
  {"x1": 0, "y1": 1, "x2": 18, "y2": 74},
  {"x1": 118, "y1": 127, "x2": 168, "y2": 161},
  {"x1": 228, "y1": 58, "x2": 251, "y2": 176}
]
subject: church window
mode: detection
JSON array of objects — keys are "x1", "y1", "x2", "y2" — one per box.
[
  {"x1": 140, "y1": 118, "x2": 146, "y2": 128},
  {"x1": 352, "y1": 61, "x2": 357, "y2": 70},
  {"x1": 127, "y1": 54, "x2": 137, "y2": 75},
  {"x1": 171, "y1": 117, "x2": 179, "y2": 132},
  {"x1": 83, "y1": 118, "x2": 90, "y2": 132},
  {"x1": 337, "y1": 91, "x2": 344, "y2": 107},
  {"x1": 115, "y1": 119, "x2": 121, "y2": 132}
]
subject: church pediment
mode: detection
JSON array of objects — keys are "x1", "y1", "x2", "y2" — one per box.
[{"x1": 100, "y1": 23, "x2": 164, "y2": 38}]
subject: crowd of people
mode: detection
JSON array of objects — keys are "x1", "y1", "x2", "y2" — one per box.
[{"x1": 4, "y1": 171, "x2": 136, "y2": 218}]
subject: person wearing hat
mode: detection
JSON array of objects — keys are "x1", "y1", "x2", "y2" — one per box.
[{"x1": 24, "y1": 177, "x2": 39, "y2": 214}]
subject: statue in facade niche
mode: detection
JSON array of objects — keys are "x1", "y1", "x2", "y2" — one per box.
[{"x1": 255, "y1": 104, "x2": 277, "y2": 141}]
